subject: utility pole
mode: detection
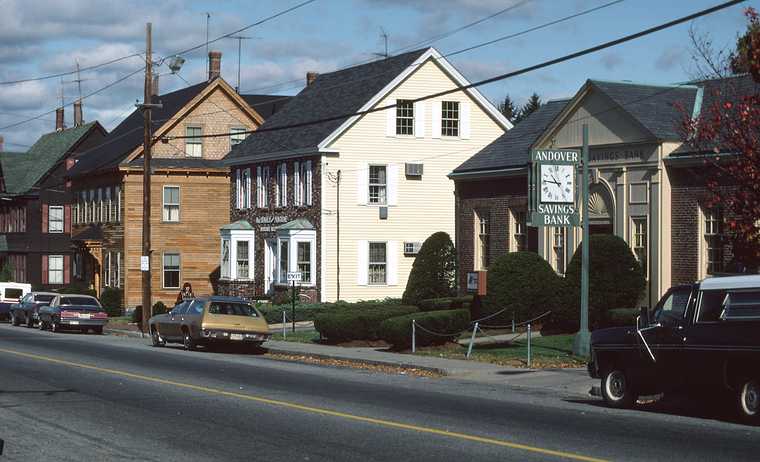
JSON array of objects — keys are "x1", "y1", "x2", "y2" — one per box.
[
  {"x1": 138, "y1": 23, "x2": 162, "y2": 336},
  {"x1": 573, "y1": 124, "x2": 591, "y2": 356},
  {"x1": 228, "y1": 35, "x2": 253, "y2": 93}
]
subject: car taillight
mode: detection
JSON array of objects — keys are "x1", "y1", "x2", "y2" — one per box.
[
  {"x1": 60, "y1": 311, "x2": 79, "y2": 319},
  {"x1": 92, "y1": 312, "x2": 108, "y2": 319}
]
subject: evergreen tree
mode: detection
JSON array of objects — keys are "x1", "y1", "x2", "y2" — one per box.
[
  {"x1": 497, "y1": 94, "x2": 518, "y2": 123},
  {"x1": 515, "y1": 93, "x2": 542, "y2": 123}
]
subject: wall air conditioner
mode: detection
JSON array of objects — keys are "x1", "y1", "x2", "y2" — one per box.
[
  {"x1": 403, "y1": 242, "x2": 422, "y2": 255},
  {"x1": 405, "y1": 163, "x2": 423, "y2": 177}
]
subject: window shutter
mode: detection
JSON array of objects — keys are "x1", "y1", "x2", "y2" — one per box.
[
  {"x1": 294, "y1": 161, "x2": 301, "y2": 205},
  {"x1": 281, "y1": 163, "x2": 288, "y2": 206},
  {"x1": 386, "y1": 104, "x2": 396, "y2": 137},
  {"x1": 387, "y1": 164, "x2": 399, "y2": 206},
  {"x1": 64, "y1": 255, "x2": 71, "y2": 284},
  {"x1": 245, "y1": 169, "x2": 252, "y2": 208},
  {"x1": 64, "y1": 205, "x2": 71, "y2": 233},
  {"x1": 431, "y1": 101, "x2": 442, "y2": 138},
  {"x1": 256, "y1": 166, "x2": 262, "y2": 207},
  {"x1": 387, "y1": 241, "x2": 398, "y2": 286},
  {"x1": 357, "y1": 164, "x2": 368, "y2": 205},
  {"x1": 116, "y1": 186, "x2": 121, "y2": 222},
  {"x1": 41, "y1": 255, "x2": 48, "y2": 284},
  {"x1": 414, "y1": 101, "x2": 425, "y2": 138},
  {"x1": 461, "y1": 101, "x2": 471, "y2": 139},
  {"x1": 305, "y1": 160, "x2": 313, "y2": 206},
  {"x1": 357, "y1": 240, "x2": 368, "y2": 286},
  {"x1": 42, "y1": 203, "x2": 48, "y2": 233},
  {"x1": 235, "y1": 169, "x2": 241, "y2": 209}
]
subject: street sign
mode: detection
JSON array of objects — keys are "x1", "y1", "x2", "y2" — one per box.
[
  {"x1": 286, "y1": 272, "x2": 302, "y2": 282},
  {"x1": 528, "y1": 149, "x2": 581, "y2": 227},
  {"x1": 140, "y1": 256, "x2": 150, "y2": 272}
]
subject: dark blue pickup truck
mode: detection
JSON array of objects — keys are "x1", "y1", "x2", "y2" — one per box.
[{"x1": 589, "y1": 275, "x2": 760, "y2": 424}]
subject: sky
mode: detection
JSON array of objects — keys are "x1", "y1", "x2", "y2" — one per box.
[{"x1": 0, "y1": 0, "x2": 755, "y2": 151}]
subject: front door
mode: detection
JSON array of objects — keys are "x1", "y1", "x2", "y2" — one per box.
[{"x1": 265, "y1": 239, "x2": 277, "y2": 295}]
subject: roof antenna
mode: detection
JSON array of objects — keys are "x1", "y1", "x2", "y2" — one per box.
[
  {"x1": 205, "y1": 12, "x2": 211, "y2": 70},
  {"x1": 227, "y1": 35, "x2": 256, "y2": 93},
  {"x1": 372, "y1": 27, "x2": 390, "y2": 59}
]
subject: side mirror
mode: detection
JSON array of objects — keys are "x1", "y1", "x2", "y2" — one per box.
[{"x1": 637, "y1": 306, "x2": 649, "y2": 329}]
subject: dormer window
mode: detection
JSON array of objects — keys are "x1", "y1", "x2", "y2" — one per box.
[{"x1": 396, "y1": 100, "x2": 414, "y2": 135}]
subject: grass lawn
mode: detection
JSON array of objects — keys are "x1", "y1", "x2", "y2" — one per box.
[
  {"x1": 270, "y1": 329, "x2": 321, "y2": 343},
  {"x1": 411, "y1": 334, "x2": 587, "y2": 368},
  {"x1": 108, "y1": 316, "x2": 132, "y2": 323}
]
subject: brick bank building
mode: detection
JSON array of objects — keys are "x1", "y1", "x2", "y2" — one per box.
[{"x1": 451, "y1": 75, "x2": 758, "y2": 308}]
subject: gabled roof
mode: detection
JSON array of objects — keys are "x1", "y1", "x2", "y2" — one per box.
[
  {"x1": 241, "y1": 94, "x2": 292, "y2": 118},
  {"x1": 451, "y1": 99, "x2": 569, "y2": 175},
  {"x1": 588, "y1": 79, "x2": 699, "y2": 141},
  {"x1": 2, "y1": 122, "x2": 102, "y2": 195},
  {"x1": 225, "y1": 47, "x2": 511, "y2": 165},
  {"x1": 220, "y1": 220, "x2": 254, "y2": 231},
  {"x1": 277, "y1": 218, "x2": 315, "y2": 231}
]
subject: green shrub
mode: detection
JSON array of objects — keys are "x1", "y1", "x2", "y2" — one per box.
[
  {"x1": 58, "y1": 282, "x2": 97, "y2": 297},
  {"x1": 542, "y1": 235, "x2": 646, "y2": 335},
  {"x1": 482, "y1": 252, "x2": 563, "y2": 324},
  {"x1": 605, "y1": 308, "x2": 638, "y2": 328},
  {"x1": 417, "y1": 295, "x2": 473, "y2": 312},
  {"x1": 314, "y1": 304, "x2": 418, "y2": 342},
  {"x1": 402, "y1": 232, "x2": 457, "y2": 306},
  {"x1": 130, "y1": 301, "x2": 169, "y2": 325},
  {"x1": 258, "y1": 303, "x2": 329, "y2": 324},
  {"x1": 100, "y1": 288, "x2": 123, "y2": 317},
  {"x1": 379, "y1": 309, "x2": 471, "y2": 350}
]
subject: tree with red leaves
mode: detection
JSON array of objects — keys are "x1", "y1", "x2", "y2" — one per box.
[{"x1": 681, "y1": 8, "x2": 760, "y2": 270}]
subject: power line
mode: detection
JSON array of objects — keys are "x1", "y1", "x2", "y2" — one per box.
[
  {"x1": 169, "y1": 0, "x2": 746, "y2": 142},
  {"x1": 0, "y1": 54, "x2": 142, "y2": 86},
  {"x1": 241, "y1": 0, "x2": 625, "y2": 95}
]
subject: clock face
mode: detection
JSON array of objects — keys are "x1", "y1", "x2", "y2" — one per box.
[{"x1": 540, "y1": 164, "x2": 574, "y2": 203}]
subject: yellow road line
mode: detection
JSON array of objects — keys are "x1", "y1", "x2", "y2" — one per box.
[{"x1": 0, "y1": 347, "x2": 608, "y2": 462}]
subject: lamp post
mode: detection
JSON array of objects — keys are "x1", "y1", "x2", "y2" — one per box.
[{"x1": 573, "y1": 124, "x2": 591, "y2": 357}]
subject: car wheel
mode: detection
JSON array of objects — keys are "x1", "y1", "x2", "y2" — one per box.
[
  {"x1": 182, "y1": 330, "x2": 196, "y2": 351},
  {"x1": 38, "y1": 318, "x2": 46, "y2": 330},
  {"x1": 151, "y1": 328, "x2": 165, "y2": 347},
  {"x1": 738, "y1": 379, "x2": 760, "y2": 424},
  {"x1": 50, "y1": 318, "x2": 60, "y2": 333},
  {"x1": 10, "y1": 312, "x2": 20, "y2": 326},
  {"x1": 601, "y1": 369, "x2": 638, "y2": 409},
  {"x1": 26, "y1": 315, "x2": 34, "y2": 328}
]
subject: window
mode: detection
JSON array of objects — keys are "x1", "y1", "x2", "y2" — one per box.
[
  {"x1": 162, "y1": 186, "x2": 180, "y2": 222},
  {"x1": 441, "y1": 101, "x2": 460, "y2": 137},
  {"x1": 48, "y1": 206, "x2": 64, "y2": 233},
  {"x1": 294, "y1": 161, "x2": 313, "y2": 206},
  {"x1": 163, "y1": 253, "x2": 180, "y2": 289},
  {"x1": 105, "y1": 188, "x2": 112, "y2": 223},
  {"x1": 209, "y1": 302, "x2": 258, "y2": 317},
  {"x1": 103, "y1": 252, "x2": 111, "y2": 288},
  {"x1": 115, "y1": 186, "x2": 121, "y2": 222},
  {"x1": 80, "y1": 192, "x2": 87, "y2": 223},
  {"x1": 553, "y1": 227, "x2": 566, "y2": 274},
  {"x1": 368, "y1": 242, "x2": 387, "y2": 285},
  {"x1": 697, "y1": 290, "x2": 727, "y2": 323},
  {"x1": 257, "y1": 166, "x2": 270, "y2": 208},
  {"x1": 474, "y1": 211, "x2": 489, "y2": 270},
  {"x1": 230, "y1": 127, "x2": 247, "y2": 146},
  {"x1": 221, "y1": 239, "x2": 230, "y2": 279},
  {"x1": 276, "y1": 163, "x2": 287, "y2": 207},
  {"x1": 240, "y1": 169, "x2": 251, "y2": 209},
  {"x1": 279, "y1": 240, "x2": 289, "y2": 283},
  {"x1": 237, "y1": 240, "x2": 250, "y2": 279},
  {"x1": 97, "y1": 188, "x2": 103, "y2": 222},
  {"x1": 704, "y1": 208, "x2": 724, "y2": 274},
  {"x1": 632, "y1": 217, "x2": 647, "y2": 275},
  {"x1": 185, "y1": 126, "x2": 202, "y2": 157},
  {"x1": 655, "y1": 288, "x2": 691, "y2": 323},
  {"x1": 89, "y1": 190, "x2": 95, "y2": 223},
  {"x1": 721, "y1": 291, "x2": 760, "y2": 320},
  {"x1": 396, "y1": 99, "x2": 414, "y2": 135},
  {"x1": 369, "y1": 165, "x2": 387, "y2": 205},
  {"x1": 48, "y1": 255, "x2": 64, "y2": 284},
  {"x1": 297, "y1": 241, "x2": 311, "y2": 283},
  {"x1": 513, "y1": 211, "x2": 527, "y2": 251}
]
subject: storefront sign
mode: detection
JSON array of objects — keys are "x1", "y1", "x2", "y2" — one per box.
[{"x1": 528, "y1": 149, "x2": 580, "y2": 227}]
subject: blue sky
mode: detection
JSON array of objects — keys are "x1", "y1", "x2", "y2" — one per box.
[{"x1": 0, "y1": 0, "x2": 755, "y2": 150}]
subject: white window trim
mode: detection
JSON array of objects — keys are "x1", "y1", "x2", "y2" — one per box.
[
  {"x1": 48, "y1": 205, "x2": 64, "y2": 233},
  {"x1": 510, "y1": 209, "x2": 527, "y2": 252},
  {"x1": 368, "y1": 164, "x2": 388, "y2": 205},
  {"x1": 630, "y1": 216, "x2": 648, "y2": 279},
  {"x1": 395, "y1": 99, "x2": 415, "y2": 137},
  {"x1": 162, "y1": 252, "x2": 181, "y2": 290},
  {"x1": 219, "y1": 229, "x2": 255, "y2": 281},
  {"x1": 162, "y1": 185, "x2": 181, "y2": 223},
  {"x1": 276, "y1": 162, "x2": 288, "y2": 207},
  {"x1": 698, "y1": 206, "x2": 723, "y2": 279},
  {"x1": 441, "y1": 100, "x2": 461, "y2": 138},
  {"x1": 230, "y1": 126, "x2": 247, "y2": 147},
  {"x1": 368, "y1": 241, "x2": 388, "y2": 286},
  {"x1": 185, "y1": 125, "x2": 203, "y2": 157},
  {"x1": 276, "y1": 229, "x2": 317, "y2": 287},
  {"x1": 48, "y1": 255, "x2": 64, "y2": 285}
]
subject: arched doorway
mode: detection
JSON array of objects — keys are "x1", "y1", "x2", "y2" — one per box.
[{"x1": 588, "y1": 183, "x2": 614, "y2": 235}]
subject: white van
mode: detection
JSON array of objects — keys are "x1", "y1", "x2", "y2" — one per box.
[{"x1": 0, "y1": 282, "x2": 32, "y2": 321}]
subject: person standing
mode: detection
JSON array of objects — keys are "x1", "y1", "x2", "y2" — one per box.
[{"x1": 175, "y1": 282, "x2": 194, "y2": 305}]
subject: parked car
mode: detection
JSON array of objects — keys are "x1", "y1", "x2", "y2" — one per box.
[
  {"x1": 38, "y1": 294, "x2": 109, "y2": 334},
  {"x1": 149, "y1": 296, "x2": 271, "y2": 350},
  {"x1": 588, "y1": 275, "x2": 760, "y2": 423},
  {"x1": 0, "y1": 282, "x2": 31, "y2": 321},
  {"x1": 9, "y1": 292, "x2": 58, "y2": 327}
]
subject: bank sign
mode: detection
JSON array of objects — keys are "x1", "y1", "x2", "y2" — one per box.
[{"x1": 528, "y1": 149, "x2": 580, "y2": 227}]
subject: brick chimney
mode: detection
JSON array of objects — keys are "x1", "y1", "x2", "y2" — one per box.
[
  {"x1": 208, "y1": 51, "x2": 222, "y2": 81},
  {"x1": 55, "y1": 107, "x2": 65, "y2": 131},
  {"x1": 152, "y1": 74, "x2": 159, "y2": 97},
  {"x1": 306, "y1": 72, "x2": 319, "y2": 86},
  {"x1": 73, "y1": 100, "x2": 83, "y2": 127}
]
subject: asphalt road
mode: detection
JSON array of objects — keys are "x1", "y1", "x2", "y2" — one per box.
[{"x1": 0, "y1": 324, "x2": 759, "y2": 462}]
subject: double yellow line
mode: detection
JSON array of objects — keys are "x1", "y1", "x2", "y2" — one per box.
[{"x1": 0, "y1": 347, "x2": 607, "y2": 462}]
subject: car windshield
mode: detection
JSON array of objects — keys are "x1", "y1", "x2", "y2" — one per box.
[
  {"x1": 208, "y1": 302, "x2": 258, "y2": 317},
  {"x1": 35, "y1": 294, "x2": 56, "y2": 303},
  {"x1": 61, "y1": 297, "x2": 100, "y2": 306}
]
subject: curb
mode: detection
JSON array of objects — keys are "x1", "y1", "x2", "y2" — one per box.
[
  {"x1": 589, "y1": 385, "x2": 601, "y2": 397},
  {"x1": 105, "y1": 328, "x2": 146, "y2": 339}
]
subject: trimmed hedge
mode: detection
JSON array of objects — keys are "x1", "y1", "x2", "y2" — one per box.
[
  {"x1": 417, "y1": 296, "x2": 473, "y2": 312},
  {"x1": 402, "y1": 232, "x2": 457, "y2": 306},
  {"x1": 100, "y1": 287, "x2": 123, "y2": 317},
  {"x1": 314, "y1": 304, "x2": 418, "y2": 342},
  {"x1": 58, "y1": 282, "x2": 97, "y2": 297},
  {"x1": 130, "y1": 301, "x2": 169, "y2": 325},
  {"x1": 378, "y1": 309, "x2": 471, "y2": 350},
  {"x1": 259, "y1": 303, "x2": 328, "y2": 324}
]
